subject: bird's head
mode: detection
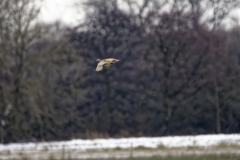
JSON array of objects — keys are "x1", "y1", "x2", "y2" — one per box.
[
  {"x1": 96, "y1": 59, "x2": 101, "y2": 62},
  {"x1": 112, "y1": 59, "x2": 120, "y2": 63}
]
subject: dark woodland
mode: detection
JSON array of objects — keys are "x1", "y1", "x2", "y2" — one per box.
[{"x1": 0, "y1": 0, "x2": 240, "y2": 143}]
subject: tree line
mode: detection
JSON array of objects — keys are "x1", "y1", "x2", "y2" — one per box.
[{"x1": 0, "y1": 0, "x2": 240, "y2": 143}]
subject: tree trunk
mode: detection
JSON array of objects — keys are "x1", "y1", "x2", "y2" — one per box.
[{"x1": 213, "y1": 77, "x2": 221, "y2": 133}]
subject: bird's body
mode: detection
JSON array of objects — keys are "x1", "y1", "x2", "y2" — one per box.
[{"x1": 96, "y1": 58, "x2": 119, "y2": 71}]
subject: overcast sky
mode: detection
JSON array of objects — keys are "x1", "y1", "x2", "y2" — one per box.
[
  {"x1": 39, "y1": 0, "x2": 240, "y2": 28},
  {"x1": 39, "y1": 0, "x2": 83, "y2": 26}
]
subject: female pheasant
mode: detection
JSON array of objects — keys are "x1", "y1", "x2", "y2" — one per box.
[{"x1": 96, "y1": 58, "x2": 119, "y2": 71}]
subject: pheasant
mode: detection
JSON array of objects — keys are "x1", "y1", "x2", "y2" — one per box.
[{"x1": 96, "y1": 58, "x2": 119, "y2": 71}]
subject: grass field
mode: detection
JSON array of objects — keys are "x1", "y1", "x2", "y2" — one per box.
[
  {"x1": 4, "y1": 153, "x2": 240, "y2": 160},
  {"x1": 1, "y1": 134, "x2": 240, "y2": 159},
  {"x1": 3, "y1": 146, "x2": 239, "y2": 160},
  {"x1": 87, "y1": 154, "x2": 240, "y2": 160}
]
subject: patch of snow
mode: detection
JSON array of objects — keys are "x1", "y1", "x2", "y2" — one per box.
[{"x1": 0, "y1": 134, "x2": 240, "y2": 152}]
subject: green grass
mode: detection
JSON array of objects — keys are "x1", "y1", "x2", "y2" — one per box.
[
  {"x1": 5, "y1": 153, "x2": 240, "y2": 160},
  {"x1": 3, "y1": 143, "x2": 240, "y2": 160},
  {"x1": 85, "y1": 154, "x2": 240, "y2": 160}
]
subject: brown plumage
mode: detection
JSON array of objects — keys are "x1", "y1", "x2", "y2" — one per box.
[{"x1": 96, "y1": 58, "x2": 120, "y2": 71}]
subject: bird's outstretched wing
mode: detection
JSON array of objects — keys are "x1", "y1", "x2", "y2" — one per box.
[
  {"x1": 96, "y1": 61, "x2": 105, "y2": 71},
  {"x1": 106, "y1": 58, "x2": 119, "y2": 63}
]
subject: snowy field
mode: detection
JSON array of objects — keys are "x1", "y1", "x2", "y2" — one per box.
[{"x1": 0, "y1": 134, "x2": 240, "y2": 159}]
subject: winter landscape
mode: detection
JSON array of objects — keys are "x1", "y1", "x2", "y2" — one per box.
[
  {"x1": 0, "y1": 134, "x2": 240, "y2": 159},
  {"x1": 1, "y1": 0, "x2": 240, "y2": 160}
]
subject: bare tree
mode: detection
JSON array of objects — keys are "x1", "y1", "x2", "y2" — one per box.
[{"x1": 202, "y1": 0, "x2": 240, "y2": 133}]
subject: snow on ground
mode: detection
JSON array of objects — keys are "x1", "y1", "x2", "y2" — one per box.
[{"x1": 0, "y1": 134, "x2": 240, "y2": 152}]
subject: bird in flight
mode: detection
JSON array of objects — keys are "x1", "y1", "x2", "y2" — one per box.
[{"x1": 96, "y1": 58, "x2": 120, "y2": 71}]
